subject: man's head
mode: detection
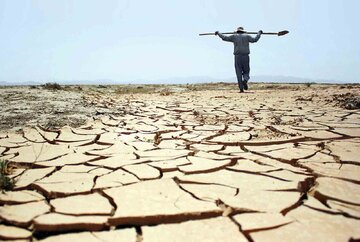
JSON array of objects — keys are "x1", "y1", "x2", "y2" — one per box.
[{"x1": 236, "y1": 27, "x2": 246, "y2": 33}]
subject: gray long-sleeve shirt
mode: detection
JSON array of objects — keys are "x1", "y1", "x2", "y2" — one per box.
[{"x1": 218, "y1": 32, "x2": 261, "y2": 55}]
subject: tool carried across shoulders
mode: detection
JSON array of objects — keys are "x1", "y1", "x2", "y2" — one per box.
[{"x1": 199, "y1": 30, "x2": 289, "y2": 36}]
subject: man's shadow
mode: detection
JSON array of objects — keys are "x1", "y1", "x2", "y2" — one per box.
[{"x1": 235, "y1": 91, "x2": 256, "y2": 94}]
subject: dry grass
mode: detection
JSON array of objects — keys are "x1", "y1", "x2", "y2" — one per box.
[
  {"x1": 0, "y1": 159, "x2": 15, "y2": 191},
  {"x1": 115, "y1": 85, "x2": 157, "y2": 94},
  {"x1": 160, "y1": 88, "x2": 173, "y2": 96}
]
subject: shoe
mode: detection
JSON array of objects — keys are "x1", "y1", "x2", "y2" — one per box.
[
  {"x1": 239, "y1": 89, "x2": 244, "y2": 93},
  {"x1": 243, "y1": 81, "x2": 248, "y2": 90}
]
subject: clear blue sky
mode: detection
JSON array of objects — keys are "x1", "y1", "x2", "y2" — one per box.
[{"x1": 0, "y1": 0, "x2": 359, "y2": 83}]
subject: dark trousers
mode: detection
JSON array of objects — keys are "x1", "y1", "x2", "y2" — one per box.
[{"x1": 234, "y1": 54, "x2": 250, "y2": 91}]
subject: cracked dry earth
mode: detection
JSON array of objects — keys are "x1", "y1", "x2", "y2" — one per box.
[{"x1": 1, "y1": 87, "x2": 360, "y2": 242}]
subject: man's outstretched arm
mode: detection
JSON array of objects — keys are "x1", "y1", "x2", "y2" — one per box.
[
  {"x1": 216, "y1": 31, "x2": 235, "y2": 42},
  {"x1": 248, "y1": 30, "x2": 263, "y2": 43}
]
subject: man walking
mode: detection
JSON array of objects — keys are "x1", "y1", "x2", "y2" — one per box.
[{"x1": 216, "y1": 27, "x2": 263, "y2": 92}]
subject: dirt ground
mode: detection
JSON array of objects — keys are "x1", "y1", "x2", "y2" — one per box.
[
  {"x1": 0, "y1": 83, "x2": 359, "y2": 241},
  {"x1": 0, "y1": 83, "x2": 359, "y2": 132}
]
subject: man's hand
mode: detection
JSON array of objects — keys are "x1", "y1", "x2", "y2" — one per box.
[
  {"x1": 215, "y1": 31, "x2": 219, "y2": 36},
  {"x1": 259, "y1": 30, "x2": 263, "y2": 34}
]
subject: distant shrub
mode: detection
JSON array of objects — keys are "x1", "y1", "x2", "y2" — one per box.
[
  {"x1": 304, "y1": 82, "x2": 315, "y2": 88},
  {"x1": 43, "y1": 82, "x2": 62, "y2": 90}
]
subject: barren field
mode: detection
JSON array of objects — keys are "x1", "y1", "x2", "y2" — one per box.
[{"x1": 0, "y1": 83, "x2": 360, "y2": 241}]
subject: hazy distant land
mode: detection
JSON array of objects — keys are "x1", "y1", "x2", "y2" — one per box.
[{"x1": 0, "y1": 75, "x2": 355, "y2": 86}]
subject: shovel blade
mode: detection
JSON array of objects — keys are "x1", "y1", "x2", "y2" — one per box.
[{"x1": 278, "y1": 30, "x2": 289, "y2": 36}]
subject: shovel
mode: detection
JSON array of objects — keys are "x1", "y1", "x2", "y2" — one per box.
[{"x1": 199, "y1": 30, "x2": 289, "y2": 36}]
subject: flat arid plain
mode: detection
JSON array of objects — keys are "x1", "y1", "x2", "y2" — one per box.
[{"x1": 0, "y1": 83, "x2": 359, "y2": 242}]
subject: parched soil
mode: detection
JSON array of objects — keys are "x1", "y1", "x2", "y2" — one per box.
[{"x1": 0, "y1": 83, "x2": 359, "y2": 241}]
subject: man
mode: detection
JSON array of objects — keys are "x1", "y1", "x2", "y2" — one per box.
[{"x1": 216, "y1": 27, "x2": 263, "y2": 92}]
